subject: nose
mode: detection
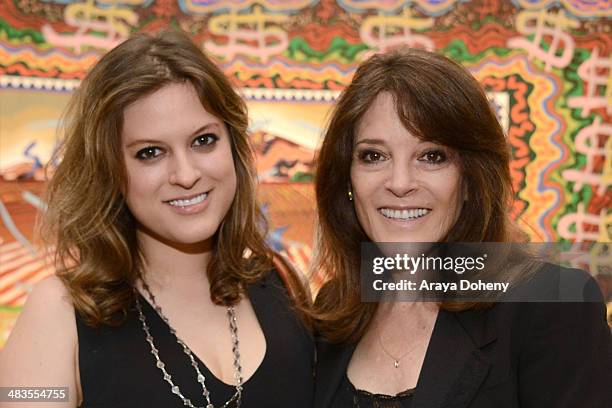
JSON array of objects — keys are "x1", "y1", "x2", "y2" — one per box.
[
  {"x1": 384, "y1": 160, "x2": 418, "y2": 197},
  {"x1": 168, "y1": 152, "x2": 201, "y2": 189}
]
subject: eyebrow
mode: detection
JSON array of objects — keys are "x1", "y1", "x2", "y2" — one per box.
[
  {"x1": 355, "y1": 137, "x2": 437, "y2": 147},
  {"x1": 354, "y1": 138, "x2": 387, "y2": 146},
  {"x1": 125, "y1": 123, "x2": 221, "y2": 148}
]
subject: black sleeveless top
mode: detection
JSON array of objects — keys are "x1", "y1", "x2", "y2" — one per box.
[{"x1": 76, "y1": 269, "x2": 314, "y2": 408}]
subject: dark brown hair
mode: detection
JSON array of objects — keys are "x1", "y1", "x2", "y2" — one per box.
[
  {"x1": 42, "y1": 30, "x2": 276, "y2": 327},
  {"x1": 311, "y1": 48, "x2": 523, "y2": 344}
]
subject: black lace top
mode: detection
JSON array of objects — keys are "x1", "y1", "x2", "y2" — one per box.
[{"x1": 331, "y1": 372, "x2": 414, "y2": 408}]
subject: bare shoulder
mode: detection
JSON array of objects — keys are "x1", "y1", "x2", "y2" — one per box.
[
  {"x1": 10, "y1": 275, "x2": 75, "y2": 330},
  {"x1": 27, "y1": 274, "x2": 73, "y2": 305},
  {"x1": 0, "y1": 275, "x2": 78, "y2": 406}
]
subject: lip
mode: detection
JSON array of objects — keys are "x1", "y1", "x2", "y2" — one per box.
[
  {"x1": 163, "y1": 190, "x2": 210, "y2": 202},
  {"x1": 378, "y1": 207, "x2": 431, "y2": 226},
  {"x1": 164, "y1": 190, "x2": 211, "y2": 215},
  {"x1": 378, "y1": 205, "x2": 432, "y2": 211}
]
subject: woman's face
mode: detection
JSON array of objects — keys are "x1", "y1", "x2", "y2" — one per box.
[
  {"x1": 122, "y1": 82, "x2": 237, "y2": 246},
  {"x1": 350, "y1": 92, "x2": 464, "y2": 243}
]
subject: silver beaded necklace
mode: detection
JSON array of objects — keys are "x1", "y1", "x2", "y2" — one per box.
[{"x1": 135, "y1": 282, "x2": 243, "y2": 408}]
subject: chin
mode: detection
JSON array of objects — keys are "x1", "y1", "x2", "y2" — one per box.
[
  {"x1": 139, "y1": 222, "x2": 218, "y2": 249},
  {"x1": 374, "y1": 230, "x2": 439, "y2": 244},
  {"x1": 169, "y1": 228, "x2": 218, "y2": 245}
]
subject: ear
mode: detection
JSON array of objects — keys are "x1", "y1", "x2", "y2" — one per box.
[{"x1": 462, "y1": 180, "x2": 469, "y2": 202}]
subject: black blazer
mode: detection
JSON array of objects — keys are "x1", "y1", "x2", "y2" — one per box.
[{"x1": 314, "y1": 266, "x2": 612, "y2": 408}]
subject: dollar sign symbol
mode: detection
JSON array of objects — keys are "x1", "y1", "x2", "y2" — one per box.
[
  {"x1": 561, "y1": 117, "x2": 612, "y2": 196},
  {"x1": 360, "y1": 8, "x2": 434, "y2": 58},
  {"x1": 205, "y1": 5, "x2": 288, "y2": 63},
  {"x1": 508, "y1": 9, "x2": 579, "y2": 71},
  {"x1": 567, "y1": 48, "x2": 612, "y2": 118},
  {"x1": 558, "y1": 203, "x2": 607, "y2": 242}
]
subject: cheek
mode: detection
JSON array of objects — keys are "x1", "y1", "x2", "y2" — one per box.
[
  {"x1": 437, "y1": 172, "x2": 464, "y2": 218},
  {"x1": 350, "y1": 168, "x2": 378, "y2": 232},
  {"x1": 127, "y1": 175, "x2": 147, "y2": 196},
  {"x1": 226, "y1": 168, "x2": 238, "y2": 199},
  {"x1": 124, "y1": 164, "x2": 164, "y2": 212},
  {"x1": 352, "y1": 198, "x2": 368, "y2": 226},
  {"x1": 208, "y1": 155, "x2": 238, "y2": 201},
  {"x1": 350, "y1": 165, "x2": 376, "y2": 199},
  {"x1": 209, "y1": 141, "x2": 237, "y2": 179}
]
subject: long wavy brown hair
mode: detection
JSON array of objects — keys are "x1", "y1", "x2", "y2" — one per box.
[
  {"x1": 41, "y1": 30, "x2": 281, "y2": 327},
  {"x1": 310, "y1": 48, "x2": 527, "y2": 344}
]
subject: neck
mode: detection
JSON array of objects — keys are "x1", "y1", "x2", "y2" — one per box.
[
  {"x1": 136, "y1": 226, "x2": 213, "y2": 293},
  {"x1": 374, "y1": 301, "x2": 438, "y2": 332}
]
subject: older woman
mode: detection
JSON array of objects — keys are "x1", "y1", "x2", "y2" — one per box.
[
  {"x1": 0, "y1": 30, "x2": 313, "y2": 408},
  {"x1": 311, "y1": 48, "x2": 611, "y2": 407}
]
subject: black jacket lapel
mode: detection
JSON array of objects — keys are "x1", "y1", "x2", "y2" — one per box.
[{"x1": 412, "y1": 310, "x2": 493, "y2": 408}]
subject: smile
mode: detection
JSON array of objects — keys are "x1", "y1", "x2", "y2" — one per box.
[
  {"x1": 379, "y1": 208, "x2": 430, "y2": 220},
  {"x1": 167, "y1": 192, "x2": 208, "y2": 208}
]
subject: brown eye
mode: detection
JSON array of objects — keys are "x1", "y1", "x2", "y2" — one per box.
[
  {"x1": 359, "y1": 150, "x2": 386, "y2": 163},
  {"x1": 420, "y1": 150, "x2": 447, "y2": 164},
  {"x1": 193, "y1": 133, "x2": 219, "y2": 147},
  {"x1": 135, "y1": 146, "x2": 162, "y2": 160}
]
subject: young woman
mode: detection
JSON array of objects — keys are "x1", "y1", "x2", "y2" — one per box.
[
  {"x1": 0, "y1": 30, "x2": 313, "y2": 408},
  {"x1": 311, "y1": 48, "x2": 611, "y2": 407}
]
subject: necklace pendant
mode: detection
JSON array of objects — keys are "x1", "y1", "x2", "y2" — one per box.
[{"x1": 394, "y1": 360, "x2": 399, "y2": 368}]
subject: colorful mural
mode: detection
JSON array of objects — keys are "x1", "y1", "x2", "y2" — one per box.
[{"x1": 1, "y1": 0, "x2": 611, "y2": 344}]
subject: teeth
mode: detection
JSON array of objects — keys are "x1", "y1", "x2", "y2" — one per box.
[
  {"x1": 380, "y1": 208, "x2": 430, "y2": 220},
  {"x1": 168, "y1": 193, "x2": 207, "y2": 207}
]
